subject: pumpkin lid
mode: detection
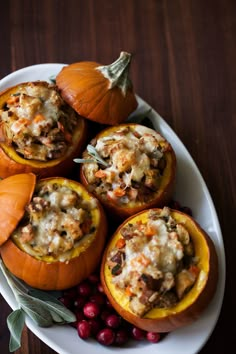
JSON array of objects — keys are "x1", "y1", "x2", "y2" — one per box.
[{"x1": 0, "y1": 173, "x2": 36, "y2": 246}]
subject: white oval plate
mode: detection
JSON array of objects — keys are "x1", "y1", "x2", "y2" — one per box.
[{"x1": 0, "y1": 64, "x2": 225, "y2": 354}]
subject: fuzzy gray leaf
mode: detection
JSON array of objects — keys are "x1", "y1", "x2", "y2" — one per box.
[{"x1": 7, "y1": 309, "x2": 25, "y2": 352}]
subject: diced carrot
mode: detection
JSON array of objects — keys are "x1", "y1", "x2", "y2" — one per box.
[
  {"x1": 145, "y1": 224, "x2": 156, "y2": 237},
  {"x1": 6, "y1": 96, "x2": 19, "y2": 105},
  {"x1": 125, "y1": 285, "x2": 133, "y2": 297},
  {"x1": 113, "y1": 187, "x2": 126, "y2": 197},
  {"x1": 131, "y1": 254, "x2": 151, "y2": 267},
  {"x1": 115, "y1": 238, "x2": 126, "y2": 249},
  {"x1": 95, "y1": 169, "x2": 107, "y2": 178},
  {"x1": 33, "y1": 114, "x2": 46, "y2": 123}
]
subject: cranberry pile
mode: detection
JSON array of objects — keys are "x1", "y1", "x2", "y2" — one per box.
[{"x1": 59, "y1": 273, "x2": 162, "y2": 346}]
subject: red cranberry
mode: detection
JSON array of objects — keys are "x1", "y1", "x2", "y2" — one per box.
[
  {"x1": 100, "y1": 309, "x2": 113, "y2": 322},
  {"x1": 131, "y1": 326, "x2": 145, "y2": 340},
  {"x1": 77, "y1": 320, "x2": 91, "y2": 339},
  {"x1": 75, "y1": 309, "x2": 85, "y2": 322},
  {"x1": 89, "y1": 293, "x2": 106, "y2": 306},
  {"x1": 146, "y1": 331, "x2": 161, "y2": 343},
  {"x1": 62, "y1": 288, "x2": 77, "y2": 299},
  {"x1": 88, "y1": 273, "x2": 100, "y2": 284},
  {"x1": 115, "y1": 329, "x2": 129, "y2": 345},
  {"x1": 105, "y1": 314, "x2": 121, "y2": 329},
  {"x1": 96, "y1": 328, "x2": 115, "y2": 346},
  {"x1": 88, "y1": 318, "x2": 102, "y2": 336},
  {"x1": 74, "y1": 296, "x2": 86, "y2": 309},
  {"x1": 58, "y1": 296, "x2": 72, "y2": 309},
  {"x1": 97, "y1": 283, "x2": 104, "y2": 293},
  {"x1": 83, "y1": 302, "x2": 100, "y2": 319},
  {"x1": 77, "y1": 281, "x2": 92, "y2": 297}
]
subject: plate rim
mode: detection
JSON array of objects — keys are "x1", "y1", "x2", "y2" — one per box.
[{"x1": 0, "y1": 63, "x2": 226, "y2": 354}]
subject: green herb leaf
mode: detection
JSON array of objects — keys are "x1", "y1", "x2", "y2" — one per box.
[
  {"x1": 27, "y1": 289, "x2": 76, "y2": 323},
  {"x1": 74, "y1": 144, "x2": 109, "y2": 166},
  {"x1": 17, "y1": 294, "x2": 54, "y2": 327},
  {"x1": 7, "y1": 309, "x2": 25, "y2": 352},
  {"x1": 28, "y1": 288, "x2": 63, "y2": 305}
]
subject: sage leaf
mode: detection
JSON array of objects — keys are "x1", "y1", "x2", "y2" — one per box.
[
  {"x1": 48, "y1": 311, "x2": 65, "y2": 324},
  {"x1": 28, "y1": 288, "x2": 63, "y2": 306},
  {"x1": 7, "y1": 309, "x2": 25, "y2": 352},
  {"x1": 17, "y1": 294, "x2": 54, "y2": 327},
  {"x1": 27, "y1": 289, "x2": 76, "y2": 323}
]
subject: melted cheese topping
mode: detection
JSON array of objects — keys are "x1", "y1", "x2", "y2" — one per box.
[
  {"x1": 83, "y1": 125, "x2": 170, "y2": 205},
  {"x1": 0, "y1": 82, "x2": 78, "y2": 161},
  {"x1": 107, "y1": 208, "x2": 199, "y2": 316},
  {"x1": 12, "y1": 183, "x2": 98, "y2": 261}
]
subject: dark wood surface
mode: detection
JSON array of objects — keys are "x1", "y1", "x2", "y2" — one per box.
[{"x1": 0, "y1": 0, "x2": 234, "y2": 353}]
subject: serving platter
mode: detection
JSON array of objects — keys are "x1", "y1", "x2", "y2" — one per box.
[{"x1": 0, "y1": 63, "x2": 225, "y2": 354}]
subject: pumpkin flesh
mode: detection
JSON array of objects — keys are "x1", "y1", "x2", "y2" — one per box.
[{"x1": 100, "y1": 208, "x2": 218, "y2": 332}]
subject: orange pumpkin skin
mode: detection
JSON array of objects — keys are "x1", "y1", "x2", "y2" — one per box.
[
  {"x1": 80, "y1": 123, "x2": 176, "y2": 220},
  {"x1": 56, "y1": 52, "x2": 138, "y2": 125},
  {"x1": 0, "y1": 173, "x2": 36, "y2": 246},
  {"x1": 0, "y1": 82, "x2": 88, "y2": 178},
  {"x1": 0, "y1": 177, "x2": 107, "y2": 290},
  {"x1": 100, "y1": 208, "x2": 218, "y2": 333}
]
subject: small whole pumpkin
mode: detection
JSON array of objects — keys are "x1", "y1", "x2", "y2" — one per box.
[
  {"x1": 0, "y1": 81, "x2": 87, "y2": 178},
  {"x1": 56, "y1": 52, "x2": 138, "y2": 125},
  {"x1": 79, "y1": 123, "x2": 176, "y2": 220},
  {"x1": 0, "y1": 174, "x2": 107, "y2": 290},
  {"x1": 100, "y1": 207, "x2": 218, "y2": 333}
]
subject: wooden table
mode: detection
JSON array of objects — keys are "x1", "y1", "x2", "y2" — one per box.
[{"x1": 0, "y1": 0, "x2": 234, "y2": 353}]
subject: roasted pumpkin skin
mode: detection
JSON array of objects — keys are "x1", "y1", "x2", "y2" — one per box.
[
  {"x1": 0, "y1": 82, "x2": 88, "y2": 178},
  {"x1": 56, "y1": 52, "x2": 138, "y2": 125},
  {"x1": 80, "y1": 123, "x2": 176, "y2": 220},
  {"x1": 0, "y1": 176, "x2": 107, "y2": 290},
  {"x1": 100, "y1": 208, "x2": 218, "y2": 333}
]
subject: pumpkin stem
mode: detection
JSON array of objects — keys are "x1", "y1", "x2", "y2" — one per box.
[{"x1": 96, "y1": 52, "x2": 133, "y2": 96}]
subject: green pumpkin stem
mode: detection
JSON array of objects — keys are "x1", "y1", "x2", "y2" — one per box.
[{"x1": 96, "y1": 52, "x2": 133, "y2": 96}]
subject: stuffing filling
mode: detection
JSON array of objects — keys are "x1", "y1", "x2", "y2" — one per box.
[
  {"x1": 82, "y1": 125, "x2": 172, "y2": 205},
  {"x1": 107, "y1": 207, "x2": 199, "y2": 317},
  {"x1": 12, "y1": 183, "x2": 97, "y2": 260},
  {"x1": 0, "y1": 81, "x2": 78, "y2": 161}
]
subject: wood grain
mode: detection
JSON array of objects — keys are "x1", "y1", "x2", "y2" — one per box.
[{"x1": 0, "y1": 0, "x2": 235, "y2": 353}]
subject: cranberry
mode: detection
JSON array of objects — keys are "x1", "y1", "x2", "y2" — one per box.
[
  {"x1": 100, "y1": 309, "x2": 113, "y2": 322},
  {"x1": 96, "y1": 328, "x2": 115, "y2": 346},
  {"x1": 77, "y1": 281, "x2": 92, "y2": 297},
  {"x1": 89, "y1": 293, "x2": 106, "y2": 306},
  {"x1": 77, "y1": 320, "x2": 91, "y2": 339},
  {"x1": 87, "y1": 273, "x2": 100, "y2": 284},
  {"x1": 75, "y1": 309, "x2": 85, "y2": 322},
  {"x1": 74, "y1": 296, "x2": 86, "y2": 309},
  {"x1": 131, "y1": 326, "x2": 145, "y2": 340},
  {"x1": 146, "y1": 331, "x2": 161, "y2": 343},
  {"x1": 83, "y1": 302, "x2": 100, "y2": 319},
  {"x1": 115, "y1": 329, "x2": 129, "y2": 345},
  {"x1": 58, "y1": 296, "x2": 72, "y2": 309},
  {"x1": 97, "y1": 283, "x2": 104, "y2": 293},
  {"x1": 62, "y1": 288, "x2": 77, "y2": 299},
  {"x1": 105, "y1": 314, "x2": 121, "y2": 329},
  {"x1": 88, "y1": 318, "x2": 102, "y2": 336}
]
